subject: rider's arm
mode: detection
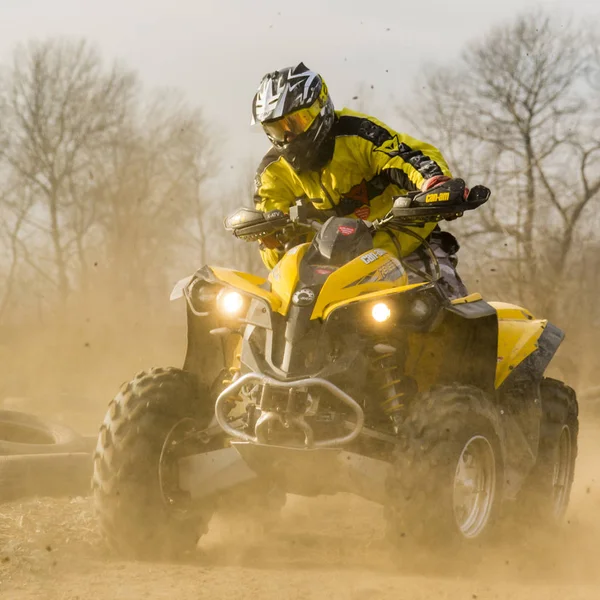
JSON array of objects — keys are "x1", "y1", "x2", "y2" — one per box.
[
  {"x1": 373, "y1": 131, "x2": 452, "y2": 191},
  {"x1": 369, "y1": 130, "x2": 467, "y2": 218},
  {"x1": 352, "y1": 114, "x2": 452, "y2": 191},
  {"x1": 253, "y1": 152, "x2": 299, "y2": 269}
]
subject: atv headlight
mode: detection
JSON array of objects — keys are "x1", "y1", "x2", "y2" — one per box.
[
  {"x1": 409, "y1": 298, "x2": 433, "y2": 320},
  {"x1": 372, "y1": 302, "x2": 392, "y2": 323},
  {"x1": 217, "y1": 290, "x2": 245, "y2": 316},
  {"x1": 405, "y1": 292, "x2": 443, "y2": 330}
]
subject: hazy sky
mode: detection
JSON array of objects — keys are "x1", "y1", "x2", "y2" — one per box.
[{"x1": 1, "y1": 0, "x2": 599, "y2": 176}]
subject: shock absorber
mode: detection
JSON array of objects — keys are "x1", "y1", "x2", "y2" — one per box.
[
  {"x1": 221, "y1": 367, "x2": 241, "y2": 395},
  {"x1": 371, "y1": 343, "x2": 416, "y2": 431},
  {"x1": 221, "y1": 351, "x2": 242, "y2": 388}
]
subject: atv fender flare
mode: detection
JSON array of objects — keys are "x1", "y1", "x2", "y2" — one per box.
[
  {"x1": 496, "y1": 323, "x2": 565, "y2": 498},
  {"x1": 499, "y1": 322, "x2": 564, "y2": 389}
]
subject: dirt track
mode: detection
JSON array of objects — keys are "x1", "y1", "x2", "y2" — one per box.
[{"x1": 0, "y1": 419, "x2": 598, "y2": 600}]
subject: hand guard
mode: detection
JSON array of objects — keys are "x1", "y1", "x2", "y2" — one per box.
[{"x1": 422, "y1": 175, "x2": 469, "y2": 200}]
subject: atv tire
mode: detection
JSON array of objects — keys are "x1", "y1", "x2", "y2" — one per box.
[
  {"x1": 0, "y1": 410, "x2": 88, "y2": 455},
  {"x1": 514, "y1": 378, "x2": 578, "y2": 525},
  {"x1": 386, "y1": 385, "x2": 504, "y2": 547},
  {"x1": 92, "y1": 367, "x2": 214, "y2": 560}
]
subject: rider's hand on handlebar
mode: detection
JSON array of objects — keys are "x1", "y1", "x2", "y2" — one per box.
[
  {"x1": 259, "y1": 233, "x2": 284, "y2": 250},
  {"x1": 421, "y1": 175, "x2": 451, "y2": 191},
  {"x1": 257, "y1": 210, "x2": 291, "y2": 248},
  {"x1": 422, "y1": 175, "x2": 469, "y2": 200}
]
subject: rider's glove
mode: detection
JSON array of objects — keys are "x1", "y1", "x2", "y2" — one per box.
[
  {"x1": 422, "y1": 175, "x2": 469, "y2": 200},
  {"x1": 421, "y1": 175, "x2": 451, "y2": 191},
  {"x1": 257, "y1": 210, "x2": 288, "y2": 249},
  {"x1": 259, "y1": 233, "x2": 283, "y2": 250}
]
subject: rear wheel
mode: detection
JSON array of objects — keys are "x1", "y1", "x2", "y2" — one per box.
[
  {"x1": 386, "y1": 385, "x2": 504, "y2": 547},
  {"x1": 515, "y1": 378, "x2": 578, "y2": 525},
  {"x1": 92, "y1": 367, "x2": 215, "y2": 560}
]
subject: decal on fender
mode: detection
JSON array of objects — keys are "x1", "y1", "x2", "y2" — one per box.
[{"x1": 360, "y1": 249, "x2": 386, "y2": 265}]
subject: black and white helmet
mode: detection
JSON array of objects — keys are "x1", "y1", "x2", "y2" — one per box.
[{"x1": 252, "y1": 63, "x2": 335, "y2": 171}]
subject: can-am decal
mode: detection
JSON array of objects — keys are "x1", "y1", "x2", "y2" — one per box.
[
  {"x1": 377, "y1": 258, "x2": 404, "y2": 281},
  {"x1": 360, "y1": 249, "x2": 386, "y2": 265}
]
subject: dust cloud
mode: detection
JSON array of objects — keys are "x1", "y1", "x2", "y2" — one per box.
[
  {"x1": 0, "y1": 443, "x2": 599, "y2": 599},
  {"x1": 0, "y1": 329, "x2": 598, "y2": 600}
]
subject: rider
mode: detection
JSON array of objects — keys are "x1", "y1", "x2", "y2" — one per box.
[{"x1": 251, "y1": 62, "x2": 468, "y2": 299}]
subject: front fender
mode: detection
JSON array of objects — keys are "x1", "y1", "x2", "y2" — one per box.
[
  {"x1": 182, "y1": 304, "x2": 241, "y2": 396},
  {"x1": 170, "y1": 268, "x2": 242, "y2": 396},
  {"x1": 497, "y1": 321, "x2": 565, "y2": 389}
]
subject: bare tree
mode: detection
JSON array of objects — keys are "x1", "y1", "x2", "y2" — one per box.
[
  {"x1": 0, "y1": 38, "x2": 137, "y2": 309},
  {"x1": 586, "y1": 33, "x2": 600, "y2": 92},
  {"x1": 81, "y1": 91, "x2": 217, "y2": 311},
  {"x1": 0, "y1": 37, "x2": 223, "y2": 409},
  {"x1": 0, "y1": 179, "x2": 35, "y2": 324},
  {"x1": 405, "y1": 11, "x2": 600, "y2": 316}
]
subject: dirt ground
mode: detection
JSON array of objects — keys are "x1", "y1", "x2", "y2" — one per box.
[{"x1": 0, "y1": 411, "x2": 598, "y2": 600}]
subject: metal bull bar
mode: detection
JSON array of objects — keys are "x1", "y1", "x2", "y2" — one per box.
[{"x1": 215, "y1": 373, "x2": 365, "y2": 448}]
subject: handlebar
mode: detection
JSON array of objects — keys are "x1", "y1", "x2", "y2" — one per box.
[{"x1": 224, "y1": 182, "x2": 490, "y2": 263}]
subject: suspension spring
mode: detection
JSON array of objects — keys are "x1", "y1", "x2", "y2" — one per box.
[
  {"x1": 222, "y1": 363, "x2": 243, "y2": 403},
  {"x1": 222, "y1": 367, "x2": 239, "y2": 388},
  {"x1": 371, "y1": 344, "x2": 415, "y2": 420},
  {"x1": 222, "y1": 353, "x2": 242, "y2": 389}
]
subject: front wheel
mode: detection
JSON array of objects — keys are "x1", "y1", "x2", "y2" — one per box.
[
  {"x1": 92, "y1": 367, "x2": 215, "y2": 560},
  {"x1": 386, "y1": 385, "x2": 504, "y2": 546}
]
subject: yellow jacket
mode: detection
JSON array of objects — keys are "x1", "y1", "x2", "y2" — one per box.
[{"x1": 254, "y1": 108, "x2": 452, "y2": 269}]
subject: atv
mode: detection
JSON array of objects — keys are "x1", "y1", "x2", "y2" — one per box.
[{"x1": 93, "y1": 178, "x2": 578, "y2": 559}]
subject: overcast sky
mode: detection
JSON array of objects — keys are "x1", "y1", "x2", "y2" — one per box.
[{"x1": 1, "y1": 0, "x2": 598, "y2": 178}]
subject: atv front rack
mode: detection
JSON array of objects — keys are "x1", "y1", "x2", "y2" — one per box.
[{"x1": 215, "y1": 373, "x2": 365, "y2": 449}]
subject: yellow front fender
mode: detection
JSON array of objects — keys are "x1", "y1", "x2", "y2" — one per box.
[{"x1": 491, "y1": 301, "x2": 547, "y2": 388}]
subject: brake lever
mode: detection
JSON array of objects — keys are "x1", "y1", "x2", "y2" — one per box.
[{"x1": 369, "y1": 214, "x2": 393, "y2": 231}]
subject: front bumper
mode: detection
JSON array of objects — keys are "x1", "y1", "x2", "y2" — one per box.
[{"x1": 214, "y1": 372, "x2": 365, "y2": 448}]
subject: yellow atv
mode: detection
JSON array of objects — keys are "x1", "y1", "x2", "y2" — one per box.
[{"x1": 93, "y1": 179, "x2": 578, "y2": 559}]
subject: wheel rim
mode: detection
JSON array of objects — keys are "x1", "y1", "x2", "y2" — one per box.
[
  {"x1": 552, "y1": 425, "x2": 573, "y2": 519},
  {"x1": 452, "y1": 435, "x2": 496, "y2": 538}
]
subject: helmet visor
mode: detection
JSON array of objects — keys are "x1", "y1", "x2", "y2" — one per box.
[{"x1": 262, "y1": 98, "x2": 322, "y2": 144}]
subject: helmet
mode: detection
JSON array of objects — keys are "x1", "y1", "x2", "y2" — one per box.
[{"x1": 252, "y1": 62, "x2": 335, "y2": 171}]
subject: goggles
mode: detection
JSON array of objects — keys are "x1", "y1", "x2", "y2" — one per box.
[{"x1": 263, "y1": 96, "x2": 323, "y2": 144}]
